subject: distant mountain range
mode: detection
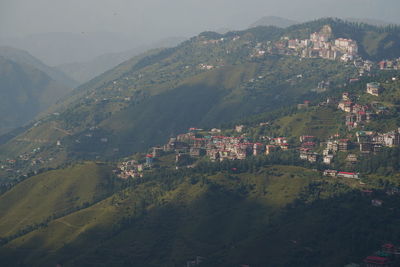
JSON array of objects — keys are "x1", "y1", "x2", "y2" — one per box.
[
  {"x1": 56, "y1": 37, "x2": 187, "y2": 84},
  {"x1": 0, "y1": 32, "x2": 139, "y2": 66},
  {"x1": 0, "y1": 46, "x2": 77, "y2": 88},
  {"x1": 0, "y1": 56, "x2": 72, "y2": 134}
]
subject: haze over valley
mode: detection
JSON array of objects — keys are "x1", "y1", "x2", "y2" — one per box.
[{"x1": 0, "y1": 1, "x2": 400, "y2": 266}]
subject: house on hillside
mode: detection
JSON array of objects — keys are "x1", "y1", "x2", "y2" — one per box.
[
  {"x1": 323, "y1": 170, "x2": 337, "y2": 177},
  {"x1": 372, "y1": 199, "x2": 383, "y2": 207},
  {"x1": 323, "y1": 154, "x2": 334, "y2": 165},
  {"x1": 346, "y1": 154, "x2": 358, "y2": 164},
  {"x1": 235, "y1": 125, "x2": 245, "y2": 133},
  {"x1": 307, "y1": 152, "x2": 318, "y2": 163},
  {"x1": 367, "y1": 82, "x2": 382, "y2": 96},
  {"x1": 337, "y1": 172, "x2": 359, "y2": 179},
  {"x1": 300, "y1": 135, "x2": 316, "y2": 143},
  {"x1": 326, "y1": 140, "x2": 339, "y2": 152},
  {"x1": 190, "y1": 147, "x2": 205, "y2": 157},
  {"x1": 299, "y1": 148, "x2": 311, "y2": 160},
  {"x1": 298, "y1": 100, "x2": 310, "y2": 109},
  {"x1": 338, "y1": 101, "x2": 353, "y2": 113}
]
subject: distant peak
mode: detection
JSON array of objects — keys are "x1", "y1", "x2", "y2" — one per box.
[{"x1": 250, "y1": 16, "x2": 299, "y2": 28}]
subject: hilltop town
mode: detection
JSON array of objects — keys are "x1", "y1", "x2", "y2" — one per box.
[
  {"x1": 115, "y1": 77, "x2": 400, "y2": 182},
  {"x1": 1, "y1": 24, "x2": 400, "y2": 184}
]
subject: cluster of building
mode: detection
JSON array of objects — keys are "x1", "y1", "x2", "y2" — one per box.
[
  {"x1": 266, "y1": 25, "x2": 358, "y2": 62},
  {"x1": 247, "y1": 25, "x2": 400, "y2": 78},
  {"x1": 299, "y1": 135, "x2": 319, "y2": 163},
  {"x1": 288, "y1": 25, "x2": 358, "y2": 61},
  {"x1": 299, "y1": 134, "x2": 355, "y2": 167},
  {"x1": 298, "y1": 80, "x2": 400, "y2": 176},
  {"x1": 0, "y1": 146, "x2": 46, "y2": 178},
  {"x1": 378, "y1": 59, "x2": 400, "y2": 70},
  {"x1": 162, "y1": 128, "x2": 288, "y2": 163},
  {"x1": 114, "y1": 155, "x2": 154, "y2": 179},
  {"x1": 300, "y1": 104, "x2": 398, "y2": 167},
  {"x1": 335, "y1": 82, "x2": 386, "y2": 130},
  {"x1": 356, "y1": 130, "x2": 400, "y2": 153},
  {"x1": 337, "y1": 91, "x2": 373, "y2": 129},
  {"x1": 363, "y1": 243, "x2": 400, "y2": 267}
]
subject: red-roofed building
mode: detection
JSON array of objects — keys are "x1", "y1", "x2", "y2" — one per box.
[
  {"x1": 349, "y1": 78, "x2": 359, "y2": 83},
  {"x1": 361, "y1": 189, "x2": 373, "y2": 195},
  {"x1": 379, "y1": 61, "x2": 387, "y2": 70},
  {"x1": 382, "y1": 243, "x2": 400, "y2": 255},
  {"x1": 302, "y1": 142, "x2": 316, "y2": 148},
  {"x1": 145, "y1": 154, "x2": 154, "y2": 166},
  {"x1": 364, "y1": 255, "x2": 391, "y2": 267},
  {"x1": 300, "y1": 135, "x2": 316, "y2": 143}
]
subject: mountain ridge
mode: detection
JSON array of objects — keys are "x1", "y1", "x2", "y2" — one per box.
[
  {"x1": 0, "y1": 56, "x2": 73, "y2": 135},
  {"x1": 0, "y1": 46, "x2": 78, "y2": 88}
]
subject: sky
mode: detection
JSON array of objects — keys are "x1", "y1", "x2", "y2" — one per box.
[
  {"x1": 0, "y1": 0, "x2": 399, "y2": 65},
  {"x1": 1, "y1": 0, "x2": 399, "y2": 40}
]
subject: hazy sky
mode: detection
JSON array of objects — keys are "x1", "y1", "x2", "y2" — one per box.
[
  {"x1": 1, "y1": 0, "x2": 399, "y2": 40},
  {"x1": 0, "y1": 0, "x2": 399, "y2": 66}
]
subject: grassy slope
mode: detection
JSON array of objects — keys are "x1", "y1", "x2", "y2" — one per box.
[
  {"x1": 273, "y1": 106, "x2": 344, "y2": 139},
  {"x1": 3, "y1": 163, "x2": 399, "y2": 267},
  {"x1": 2, "y1": 165, "x2": 316, "y2": 266},
  {"x1": 3, "y1": 165, "x2": 397, "y2": 267},
  {"x1": 0, "y1": 162, "x2": 113, "y2": 238}
]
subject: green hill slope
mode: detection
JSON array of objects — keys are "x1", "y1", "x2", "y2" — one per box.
[
  {"x1": 0, "y1": 163, "x2": 399, "y2": 267},
  {"x1": 0, "y1": 162, "x2": 115, "y2": 239},
  {"x1": 2, "y1": 18, "x2": 400, "y2": 173}
]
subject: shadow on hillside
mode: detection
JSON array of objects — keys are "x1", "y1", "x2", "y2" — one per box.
[{"x1": 1, "y1": 179, "x2": 399, "y2": 267}]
